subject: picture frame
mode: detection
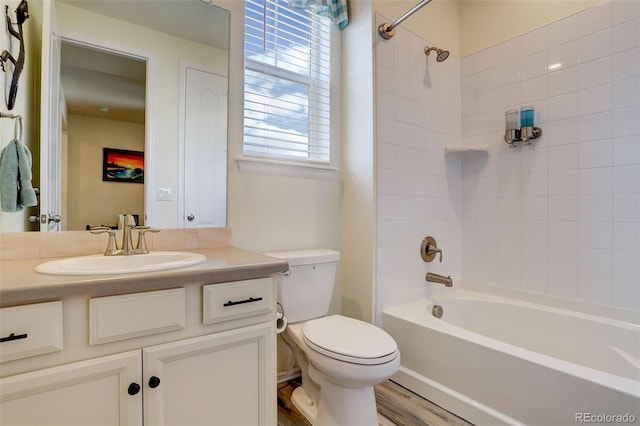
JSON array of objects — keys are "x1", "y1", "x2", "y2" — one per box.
[{"x1": 102, "y1": 148, "x2": 144, "y2": 183}]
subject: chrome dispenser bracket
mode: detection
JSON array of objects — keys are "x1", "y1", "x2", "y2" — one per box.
[{"x1": 504, "y1": 126, "x2": 542, "y2": 146}]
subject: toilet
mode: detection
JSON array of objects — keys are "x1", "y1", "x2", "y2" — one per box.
[{"x1": 266, "y1": 249, "x2": 400, "y2": 426}]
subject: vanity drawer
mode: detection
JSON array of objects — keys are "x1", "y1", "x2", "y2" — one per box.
[
  {"x1": 203, "y1": 278, "x2": 274, "y2": 324},
  {"x1": 89, "y1": 288, "x2": 186, "y2": 345},
  {"x1": 0, "y1": 301, "x2": 63, "y2": 363}
]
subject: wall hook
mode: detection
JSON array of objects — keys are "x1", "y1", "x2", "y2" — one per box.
[{"x1": 1, "y1": 0, "x2": 29, "y2": 110}]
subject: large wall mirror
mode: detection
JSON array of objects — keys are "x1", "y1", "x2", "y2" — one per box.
[{"x1": 31, "y1": 0, "x2": 230, "y2": 232}]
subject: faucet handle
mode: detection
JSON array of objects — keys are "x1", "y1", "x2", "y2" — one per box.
[
  {"x1": 427, "y1": 244, "x2": 443, "y2": 263},
  {"x1": 89, "y1": 226, "x2": 112, "y2": 233},
  {"x1": 89, "y1": 226, "x2": 119, "y2": 255},
  {"x1": 133, "y1": 226, "x2": 160, "y2": 254},
  {"x1": 125, "y1": 214, "x2": 137, "y2": 227},
  {"x1": 420, "y1": 236, "x2": 443, "y2": 263}
]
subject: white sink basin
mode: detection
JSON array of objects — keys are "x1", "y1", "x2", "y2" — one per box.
[{"x1": 35, "y1": 251, "x2": 207, "y2": 275}]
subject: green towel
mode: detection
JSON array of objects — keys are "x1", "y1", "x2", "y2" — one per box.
[{"x1": 0, "y1": 140, "x2": 38, "y2": 212}]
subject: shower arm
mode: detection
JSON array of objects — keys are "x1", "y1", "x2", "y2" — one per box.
[{"x1": 378, "y1": 0, "x2": 433, "y2": 40}]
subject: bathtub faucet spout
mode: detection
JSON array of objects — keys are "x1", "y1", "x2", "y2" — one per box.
[{"x1": 426, "y1": 272, "x2": 453, "y2": 287}]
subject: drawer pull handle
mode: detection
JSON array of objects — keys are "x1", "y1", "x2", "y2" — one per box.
[
  {"x1": 0, "y1": 333, "x2": 28, "y2": 343},
  {"x1": 223, "y1": 297, "x2": 263, "y2": 307}
]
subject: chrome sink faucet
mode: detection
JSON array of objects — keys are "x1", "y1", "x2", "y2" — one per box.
[{"x1": 90, "y1": 215, "x2": 160, "y2": 256}]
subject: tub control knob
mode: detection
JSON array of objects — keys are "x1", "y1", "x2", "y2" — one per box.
[{"x1": 421, "y1": 236, "x2": 442, "y2": 263}]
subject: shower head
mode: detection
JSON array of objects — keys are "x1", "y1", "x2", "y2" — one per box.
[{"x1": 424, "y1": 46, "x2": 450, "y2": 62}]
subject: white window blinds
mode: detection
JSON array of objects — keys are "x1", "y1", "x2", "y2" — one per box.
[{"x1": 244, "y1": 0, "x2": 331, "y2": 164}]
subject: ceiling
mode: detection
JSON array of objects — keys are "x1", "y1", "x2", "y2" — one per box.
[
  {"x1": 61, "y1": 42, "x2": 146, "y2": 123},
  {"x1": 58, "y1": 0, "x2": 229, "y2": 123}
]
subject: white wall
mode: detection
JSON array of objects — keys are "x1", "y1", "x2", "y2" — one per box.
[
  {"x1": 374, "y1": 15, "x2": 463, "y2": 322},
  {"x1": 340, "y1": 0, "x2": 377, "y2": 322},
  {"x1": 460, "y1": 0, "x2": 640, "y2": 310},
  {"x1": 0, "y1": 0, "x2": 41, "y2": 232},
  {"x1": 459, "y1": 0, "x2": 601, "y2": 56},
  {"x1": 224, "y1": 0, "x2": 343, "y2": 255},
  {"x1": 65, "y1": 115, "x2": 144, "y2": 230},
  {"x1": 338, "y1": 0, "x2": 464, "y2": 324},
  {"x1": 371, "y1": 0, "x2": 639, "y2": 318}
]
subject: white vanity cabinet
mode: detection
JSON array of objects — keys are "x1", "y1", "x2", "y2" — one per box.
[
  {"x1": 0, "y1": 350, "x2": 143, "y2": 425},
  {"x1": 144, "y1": 323, "x2": 272, "y2": 425},
  {"x1": 0, "y1": 277, "x2": 277, "y2": 426}
]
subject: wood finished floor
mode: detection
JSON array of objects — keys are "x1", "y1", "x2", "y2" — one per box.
[{"x1": 277, "y1": 379, "x2": 473, "y2": 426}]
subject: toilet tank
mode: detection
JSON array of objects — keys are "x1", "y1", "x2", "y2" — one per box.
[{"x1": 265, "y1": 249, "x2": 340, "y2": 323}]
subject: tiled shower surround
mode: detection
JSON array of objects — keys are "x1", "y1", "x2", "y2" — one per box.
[
  {"x1": 375, "y1": 0, "x2": 640, "y2": 318},
  {"x1": 375, "y1": 15, "x2": 463, "y2": 318}
]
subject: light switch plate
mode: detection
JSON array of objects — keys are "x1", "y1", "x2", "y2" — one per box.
[{"x1": 157, "y1": 187, "x2": 171, "y2": 201}]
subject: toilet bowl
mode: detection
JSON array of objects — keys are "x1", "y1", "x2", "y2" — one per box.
[
  {"x1": 285, "y1": 317, "x2": 400, "y2": 426},
  {"x1": 266, "y1": 250, "x2": 400, "y2": 426}
]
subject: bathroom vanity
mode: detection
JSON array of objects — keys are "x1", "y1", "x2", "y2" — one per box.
[{"x1": 0, "y1": 247, "x2": 287, "y2": 425}]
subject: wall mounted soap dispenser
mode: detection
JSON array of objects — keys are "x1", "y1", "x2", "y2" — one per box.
[{"x1": 504, "y1": 106, "x2": 542, "y2": 146}]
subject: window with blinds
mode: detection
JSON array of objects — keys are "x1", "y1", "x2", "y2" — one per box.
[{"x1": 244, "y1": 0, "x2": 331, "y2": 164}]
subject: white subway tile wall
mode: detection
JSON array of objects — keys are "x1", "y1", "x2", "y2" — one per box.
[
  {"x1": 374, "y1": 14, "x2": 462, "y2": 319},
  {"x1": 375, "y1": 0, "x2": 639, "y2": 315},
  {"x1": 460, "y1": 0, "x2": 639, "y2": 309}
]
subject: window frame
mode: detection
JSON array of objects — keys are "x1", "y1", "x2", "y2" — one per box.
[{"x1": 241, "y1": 0, "x2": 334, "y2": 170}]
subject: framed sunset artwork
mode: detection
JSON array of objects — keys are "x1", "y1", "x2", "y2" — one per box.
[{"x1": 102, "y1": 148, "x2": 144, "y2": 183}]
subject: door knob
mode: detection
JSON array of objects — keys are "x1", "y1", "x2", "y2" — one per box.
[
  {"x1": 48, "y1": 215, "x2": 62, "y2": 224},
  {"x1": 40, "y1": 214, "x2": 62, "y2": 224}
]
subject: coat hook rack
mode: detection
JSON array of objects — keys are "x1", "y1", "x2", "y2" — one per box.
[{"x1": 1, "y1": 0, "x2": 29, "y2": 110}]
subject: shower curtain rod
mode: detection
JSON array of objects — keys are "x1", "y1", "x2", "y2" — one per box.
[{"x1": 378, "y1": 0, "x2": 433, "y2": 40}]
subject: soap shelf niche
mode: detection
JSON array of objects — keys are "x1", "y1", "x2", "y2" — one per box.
[{"x1": 444, "y1": 146, "x2": 489, "y2": 160}]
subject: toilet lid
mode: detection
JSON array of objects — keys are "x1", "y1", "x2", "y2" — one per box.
[{"x1": 302, "y1": 315, "x2": 398, "y2": 365}]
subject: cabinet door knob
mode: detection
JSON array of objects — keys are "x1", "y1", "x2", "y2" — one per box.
[
  {"x1": 128, "y1": 383, "x2": 141, "y2": 395},
  {"x1": 148, "y1": 376, "x2": 161, "y2": 388}
]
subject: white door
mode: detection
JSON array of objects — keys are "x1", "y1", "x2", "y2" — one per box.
[
  {"x1": 39, "y1": 0, "x2": 62, "y2": 231},
  {"x1": 182, "y1": 66, "x2": 227, "y2": 228},
  {"x1": 143, "y1": 323, "x2": 276, "y2": 426},
  {"x1": 0, "y1": 350, "x2": 142, "y2": 425}
]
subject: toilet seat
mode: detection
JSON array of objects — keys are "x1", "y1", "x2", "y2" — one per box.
[{"x1": 301, "y1": 315, "x2": 398, "y2": 365}]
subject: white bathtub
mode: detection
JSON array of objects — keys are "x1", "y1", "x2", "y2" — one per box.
[{"x1": 382, "y1": 289, "x2": 640, "y2": 425}]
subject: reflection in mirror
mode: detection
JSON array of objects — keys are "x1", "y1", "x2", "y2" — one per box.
[
  {"x1": 14, "y1": 0, "x2": 230, "y2": 233},
  {"x1": 60, "y1": 42, "x2": 146, "y2": 230}
]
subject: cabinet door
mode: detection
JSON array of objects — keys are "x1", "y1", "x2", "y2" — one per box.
[
  {"x1": 0, "y1": 350, "x2": 142, "y2": 426},
  {"x1": 144, "y1": 322, "x2": 275, "y2": 426}
]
